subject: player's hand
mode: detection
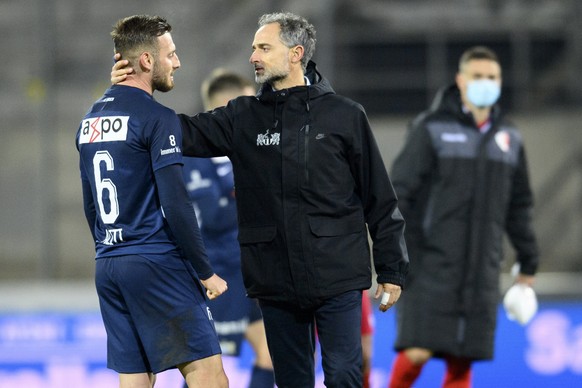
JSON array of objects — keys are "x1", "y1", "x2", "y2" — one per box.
[
  {"x1": 200, "y1": 274, "x2": 228, "y2": 300},
  {"x1": 375, "y1": 283, "x2": 402, "y2": 312},
  {"x1": 111, "y1": 53, "x2": 133, "y2": 84}
]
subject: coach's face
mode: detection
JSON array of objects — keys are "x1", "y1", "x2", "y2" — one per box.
[
  {"x1": 152, "y1": 32, "x2": 180, "y2": 93},
  {"x1": 250, "y1": 23, "x2": 292, "y2": 87}
]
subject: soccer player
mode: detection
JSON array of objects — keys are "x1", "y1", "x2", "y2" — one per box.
[{"x1": 76, "y1": 15, "x2": 228, "y2": 388}]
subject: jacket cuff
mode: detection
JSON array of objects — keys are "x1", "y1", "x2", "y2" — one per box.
[
  {"x1": 518, "y1": 260, "x2": 538, "y2": 276},
  {"x1": 376, "y1": 272, "x2": 406, "y2": 289}
]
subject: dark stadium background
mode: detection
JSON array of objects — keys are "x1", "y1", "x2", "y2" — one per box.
[{"x1": 1, "y1": 1, "x2": 580, "y2": 386}]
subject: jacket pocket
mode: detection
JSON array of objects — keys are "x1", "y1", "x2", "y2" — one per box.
[
  {"x1": 307, "y1": 215, "x2": 369, "y2": 291},
  {"x1": 308, "y1": 216, "x2": 363, "y2": 237},
  {"x1": 237, "y1": 225, "x2": 279, "y2": 297},
  {"x1": 238, "y1": 226, "x2": 277, "y2": 244}
]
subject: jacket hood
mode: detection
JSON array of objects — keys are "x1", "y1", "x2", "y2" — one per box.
[{"x1": 256, "y1": 60, "x2": 335, "y2": 102}]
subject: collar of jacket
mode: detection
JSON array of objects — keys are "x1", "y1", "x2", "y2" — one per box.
[
  {"x1": 256, "y1": 60, "x2": 335, "y2": 103},
  {"x1": 430, "y1": 83, "x2": 502, "y2": 127}
]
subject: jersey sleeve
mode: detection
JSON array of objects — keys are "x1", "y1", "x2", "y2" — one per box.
[
  {"x1": 80, "y1": 160, "x2": 97, "y2": 243},
  {"x1": 149, "y1": 108, "x2": 184, "y2": 171},
  {"x1": 156, "y1": 164, "x2": 214, "y2": 279}
]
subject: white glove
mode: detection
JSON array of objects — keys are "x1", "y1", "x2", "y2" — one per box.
[{"x1": 503, "y1": 283, "x2": 538, "y2": 325}]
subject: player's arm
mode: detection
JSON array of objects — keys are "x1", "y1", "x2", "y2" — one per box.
[
  {"x1": 505, "y1": 147, "x2": 539, "y2": 276},
  {"x1": 80, "y1": 170, "x2": 98, "y2": 242},
  {"x1": 155, "y1": 164, "x2": 227, "y2": 299},
  {"x1": 390, "y1": 117, "x2": 435, "y2": 216},
  {"x1": 352, "y1": 108, "x2": 408, "y2": 297}
]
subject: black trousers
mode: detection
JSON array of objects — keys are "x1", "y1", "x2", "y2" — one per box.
[{"x1": 259, "y1": 290, "x2": 363, "y2": 388}]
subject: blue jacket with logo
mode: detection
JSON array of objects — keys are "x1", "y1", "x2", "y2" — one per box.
[
  {"x1": 391, "y1": 84, "x2": 539, "y2": 359},
  {"x1": 178, "y1": 62, "x2": 409, "y2": 307}
]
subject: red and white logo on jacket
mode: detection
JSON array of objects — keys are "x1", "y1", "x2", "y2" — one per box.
[{"x1": 495, "y1": 131, "x2": 510, "y2": 153}]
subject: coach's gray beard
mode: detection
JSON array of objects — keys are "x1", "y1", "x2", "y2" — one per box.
[{"x1": 255, "y1": 70, "x2": 288, "y2": 86}]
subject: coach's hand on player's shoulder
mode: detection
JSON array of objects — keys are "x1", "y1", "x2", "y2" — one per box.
[
  {"x1": 201, "y1": 274, "x2": 228, "y2": 300},
  {"x1": 111, "y1": 53, "x2": 133, "y2": 85},
  {"x1": 375, "y1": 283, "x2": 402, "y2": 313}
]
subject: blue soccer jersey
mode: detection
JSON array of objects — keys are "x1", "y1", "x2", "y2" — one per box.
[
  {"x1": 182, "y1": 157, "x2": 239, "y2": 275},
  {"x1": 76, "y1": 85, "x2": 184, "y2": 259}
]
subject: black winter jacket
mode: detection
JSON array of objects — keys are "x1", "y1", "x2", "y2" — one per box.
[
  {"x1": 391, "y1": 85, "x2": 539, "y2": 360},
  {"x1": 178, "y1": 62, "x2": 409, "y2": 308}
]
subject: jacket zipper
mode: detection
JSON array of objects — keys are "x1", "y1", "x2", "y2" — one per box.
[{"x1": 304, "y1": 124, "x2": 310, "y2": 182}]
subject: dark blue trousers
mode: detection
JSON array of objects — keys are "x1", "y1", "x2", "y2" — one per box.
[{"x1": 259, "y1": 290, "x2": 363, "y2": 388}]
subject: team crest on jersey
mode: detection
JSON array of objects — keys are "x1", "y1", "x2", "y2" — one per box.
[
  {"x1": 495, "y1": 131, "x2": 510, "y2": 152},
  {"x1": 256, "y1": 129, "x2": 280, "y2": 146},
  {"x1": 78, "y1": 116, "x2": 129, "y2": 144}
]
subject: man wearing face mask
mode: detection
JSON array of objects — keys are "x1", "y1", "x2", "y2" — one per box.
[{"x1": 387, "y1": 46, "x2": 539, "y2": 388}]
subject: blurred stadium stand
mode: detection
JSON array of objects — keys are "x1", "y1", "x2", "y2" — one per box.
[
  {"x1": 0, "y1": 0, "x2": 580, "y2": 299},
  {"x1": 0, "y1": 1, "x2": 581, "y2": 386}
]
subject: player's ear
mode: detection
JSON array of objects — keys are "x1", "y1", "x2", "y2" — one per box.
[{"x1": 139, "y1": 51, "x2": 154, "y2": 72}]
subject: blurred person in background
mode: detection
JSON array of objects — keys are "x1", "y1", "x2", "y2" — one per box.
[
  {"x1": 112, "y1": 11, "x2": 409, "y2": 387},
  {"x1": 181, "y1": 69, "x2": 275, "y2": 388},
  {"x1": 361, "y1": 289, "x2": 375, "y2": 388},
  {"x1": 387, "y1": 46, "x2": 539, "y2": 388},
  {"x1": 77, "y1": 15, "x2": 228, "y2": 388}
]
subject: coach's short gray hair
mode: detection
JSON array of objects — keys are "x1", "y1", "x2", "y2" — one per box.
[{"x1": 258, "y1": 12, "x2": 316, "y2": 71}]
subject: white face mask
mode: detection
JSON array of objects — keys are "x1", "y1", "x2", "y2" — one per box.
[{"x1": 466, "y1": 79, "x2": 501, "y2": 108}]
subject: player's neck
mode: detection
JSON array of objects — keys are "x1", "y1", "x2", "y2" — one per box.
[
  {"x1": 470, "y1": 106, "x2": 491, "y2": 125},
  {"x1": 119, "y1": 76, "x2": 154, "y2": 95},
  {"x1": 462, "y1": 98, "x2": 491, "y2": 126}
]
